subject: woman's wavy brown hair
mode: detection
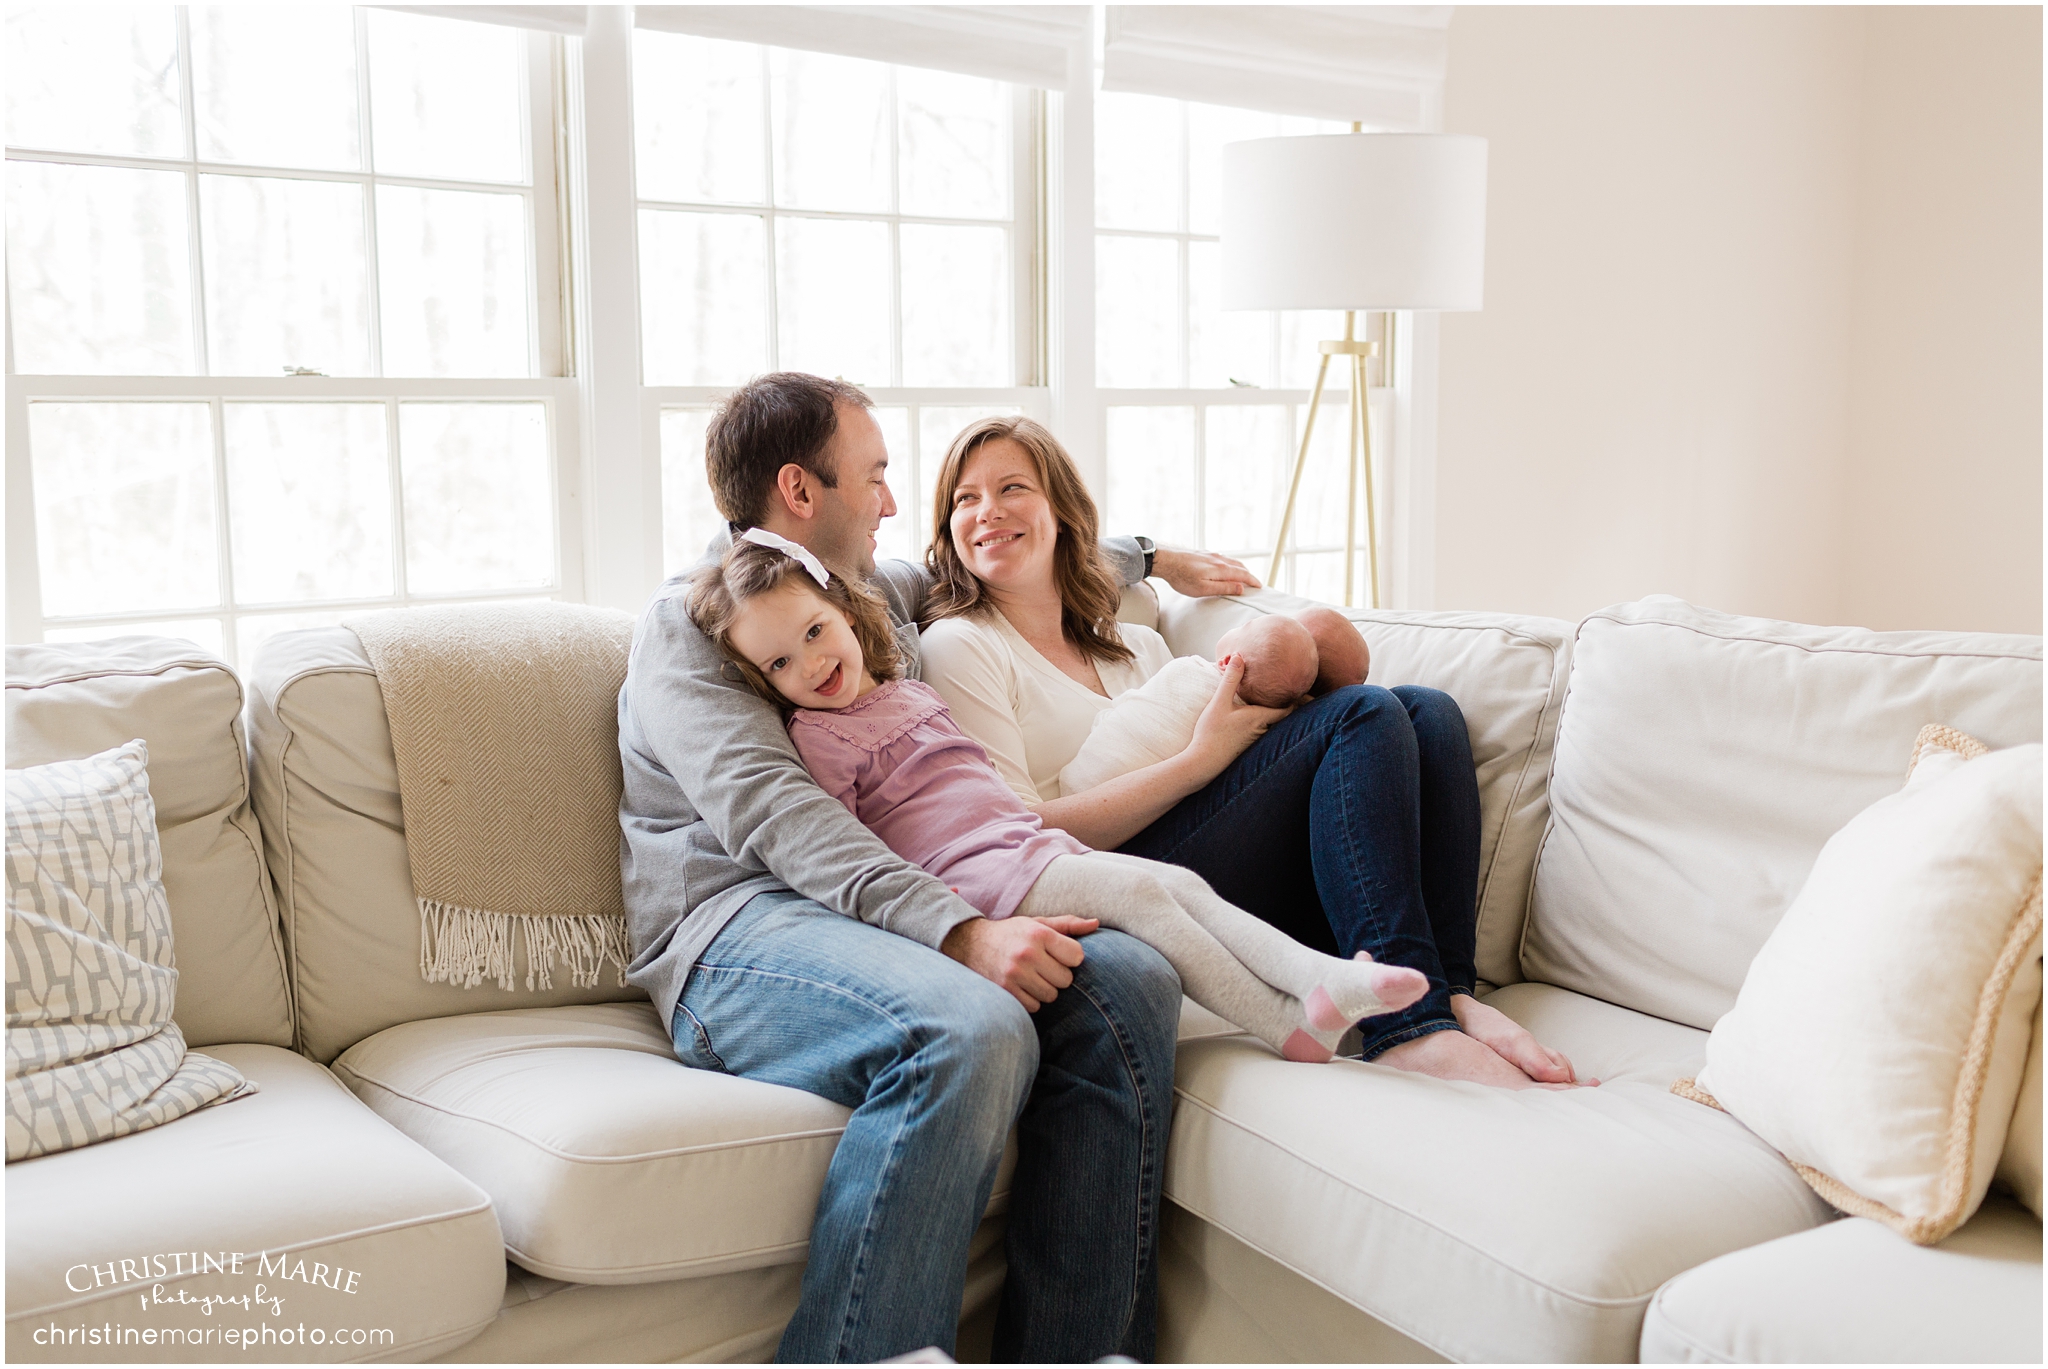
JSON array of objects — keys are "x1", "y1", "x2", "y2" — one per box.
[
  {"x1": 922, "y1": 415, "x2": 1133, "y2": 667},
  {"x1": 686, "y1": 540, "x2": 901, "y2": 714}
]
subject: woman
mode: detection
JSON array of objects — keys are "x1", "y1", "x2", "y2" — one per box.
[{"x1": 916, "y1": 416, "x2": 1581, "y2": 1088}]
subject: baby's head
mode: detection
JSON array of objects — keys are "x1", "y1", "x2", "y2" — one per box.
[
  {"x1": 686, "y1": 539, "x2": 900, "y2": 712},
  {"x1": 1214, "y1": 615, "x2": 1319, "y2": 708},
  {"x1": 1294, "y1": 607, "x2": 1370, "y2": 695}
]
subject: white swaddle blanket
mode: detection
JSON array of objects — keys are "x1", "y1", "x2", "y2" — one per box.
[{"x1": 1058, "y1": 655, "x2": 1220, "y2": 796}]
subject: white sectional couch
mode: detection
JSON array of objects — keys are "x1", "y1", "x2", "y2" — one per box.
[{"x1": 5, "y1": 591, "x2": 2039, "y2": 1363}]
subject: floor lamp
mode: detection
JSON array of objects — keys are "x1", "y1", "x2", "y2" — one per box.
[{"x1": 1222, "y1": 132, "x2": 1488, "y2": 607}]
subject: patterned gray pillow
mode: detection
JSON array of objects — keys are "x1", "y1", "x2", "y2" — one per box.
[{"x1": 6, "y1": 739, "x2": 252, "y2": 1162}]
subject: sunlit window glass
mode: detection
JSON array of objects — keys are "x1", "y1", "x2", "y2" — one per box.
[
  {"x1": 366, "y1": 9, "x2": 526, "y2": 183},
  {"x1": 6, "y1": 161, "x2": 196, "y2": 375},
  {"x1": 29, "y1": 402, "x2": 221, "y2": 617},
  {"x1": 9, "y1": 7, "x2": 555, "y2": 668},
  {"x1": 5, "y1": 6, "x2": 183, "y2": 158},
  {"x1": 191, "y1": 6, "x2": 360, "y2": 171},
  {"x1": 632, "y1": 35, "x2": 1018, "y2": 389}
]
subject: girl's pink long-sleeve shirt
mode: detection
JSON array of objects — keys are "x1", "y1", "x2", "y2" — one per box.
[{"x1": 787, "y1": 678, "x2": 1087, "y2": 920}]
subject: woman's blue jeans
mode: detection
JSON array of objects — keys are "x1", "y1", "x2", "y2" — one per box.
[
  {"x1": 1118, "y1": 683, "x2": 1481, "y2": 1059},
  {"x1": 672, "y1": 890, "x2": 1180, "y2": 1363}
]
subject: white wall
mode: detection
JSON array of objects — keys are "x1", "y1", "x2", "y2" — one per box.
[
  {"x1": 1840, "y1": 7, "x2": 2042, "y2": 634},
  {"x1": 1434, "y1": 7, "x2": 2041, "y2": 633}
]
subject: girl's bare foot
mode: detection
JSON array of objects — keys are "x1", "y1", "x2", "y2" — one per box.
[
  {"x1": 1449, "y1": 993, "x2": 1594, "y2": 1086},
  {"x1": 1372, "y1": 1028, "x2": 1569, "y2": 1089}
]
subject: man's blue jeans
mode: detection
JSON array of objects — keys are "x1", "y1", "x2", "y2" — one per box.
[
  {"x1": 672, "y1": 891, "x2": 1181, "y2": 1363},
  {"x1": 1119, "y1": 684, "x2": 1482, "y2": 1060}
]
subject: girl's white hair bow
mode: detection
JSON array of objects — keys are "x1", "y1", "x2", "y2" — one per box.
[{"x1": 737, "y1": 526, "x2": 831, "y2": 588}]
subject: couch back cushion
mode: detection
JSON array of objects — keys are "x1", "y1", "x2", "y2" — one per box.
[
  {"x1": 247, "y1": 627, "x2": 643, "y2": 1064},
  {"x1": 1524, "y1": 597, "x2": 2044, "y2": 1029},
  {"x1": 1155, "y1": 589, "x2": 1574, "y2": 988},
  {"x1": 5, "y1": 639, "x2": 294, "y2": 1049}
]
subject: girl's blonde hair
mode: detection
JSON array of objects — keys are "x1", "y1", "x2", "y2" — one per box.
[
  {"x1": 686, "y1": 541, "x2": 901, "y2": 712},
  {"x1": 922, "y1": 414, "x2": 1134, "y2": 667}
]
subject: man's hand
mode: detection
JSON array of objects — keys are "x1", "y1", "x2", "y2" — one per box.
[
  {"x1": 941, "y1": 915, "x2": 1097, "y2": 1011},
  {"x1": 1151, "y1": 546, "x2": 1261, "y2": 598}
]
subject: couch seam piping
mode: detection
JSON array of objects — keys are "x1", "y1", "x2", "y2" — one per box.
[
  {"x1": 339, "y1": 1072, "x2": 848, "y2": 1162},
  {"x1": 1641, "y1": 1286, "x2": 1737, "y2": 1365},
  {"x1": 503, "y1": 1236, "x2": 812, "y2": 1282},
  {"x1": 1581, "y1": 611, "x2": 2041, "y2": 664}
]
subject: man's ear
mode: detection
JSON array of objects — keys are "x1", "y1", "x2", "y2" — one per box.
[{"x1": 774, "y1": 463, "x2": 816, "y2": 522}]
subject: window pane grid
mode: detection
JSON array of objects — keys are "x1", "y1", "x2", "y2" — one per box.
[
  {"x1": 9, "y1": 9, "x2": 566, "y2": 669},
  {"x1": 634, "y1": 30, "x2": 1018, "y2": 390},
  {"x1": 28, "y1": 394, "x2": 563, "y2": 671},
  {"x1": 6, "y1": 6, "x2": 540, "y2": 380}
]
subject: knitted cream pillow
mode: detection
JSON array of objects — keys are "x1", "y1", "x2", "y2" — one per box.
[{"x1": 1678, "y1": 726, "x2": 2043, "y2": 1245}]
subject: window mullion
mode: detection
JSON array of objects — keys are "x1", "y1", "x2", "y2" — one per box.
[
  {"x1": 386, "y1": 397, "x2": 409, "y2": 603},
  {"x1": 759, "y1": 47, "x2": 780, "y2": 371},
  {"x1": 175, "y1": 7, "x2": 210, "y2": 377},
  {"x1": 887, "y1": 65, "x2": 903, "y2": 389},
  {"x1": 207, "y1": 396, "x2": 237, "y2": 664},
  {"x1": 355, "y1": 8, "x2": 385, "y2": 379}
]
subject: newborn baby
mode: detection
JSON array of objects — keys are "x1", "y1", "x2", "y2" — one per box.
[{"x1": 1059, "y1": 609, "x2": 1373, "y2": 796}]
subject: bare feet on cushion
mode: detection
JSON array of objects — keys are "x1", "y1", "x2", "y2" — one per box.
[
  {"x1": 1372, "y1": 1028, "x2": 1572, "y2": 1089},
  {"x1": 1449, "y1": 993, "x2": 1596, "y2": 1087}
]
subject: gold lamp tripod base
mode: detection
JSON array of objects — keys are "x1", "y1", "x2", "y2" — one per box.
[{"x1": 1267, "y1": 310, "x2": 1382, "y2": 609}]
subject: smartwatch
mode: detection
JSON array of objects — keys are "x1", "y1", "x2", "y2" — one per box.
[{"x1": 1135, "y1": 535, "x2": 1157, "y2": 579}]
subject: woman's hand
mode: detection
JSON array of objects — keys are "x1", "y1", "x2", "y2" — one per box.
[
  {"x1": 941, "y1": 915, "x2": 1098, "y2": 1011},
  {"x1": 1183, "y1": 656, "x2": 1293, "y2": 776}
]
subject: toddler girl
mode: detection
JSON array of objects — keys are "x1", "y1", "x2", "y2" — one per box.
[{"x1": 686, "y1": 532, "x2": 1427, "y2": 1062}]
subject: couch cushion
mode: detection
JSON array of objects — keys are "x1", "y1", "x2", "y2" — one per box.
[
  {"x1": 1639, "y1": 1194, "x2": 2042, "y2": 1364},
  {"x1": 5, "y1": 1044, "x2": 503, "y2": 1362},
  {"x1": 1155, "y1": 588, "x2": 1574, "y2": 988},
  {"x1": 245, "y1": 628, "x2": 642, "y2": 1064},
  {"x1": 331, "y1": 1001, "x2": 1020, "y2": 1286},
  {"x1": 1525, "y1": 597, "x2": 2043, "y2": 1030},
  {"x1": 1164, "y1": 982, "x2": 1833, "y2": 1363},
  {"x1": 6, "y1": 639, "x2": 293, "y2": 1050}
]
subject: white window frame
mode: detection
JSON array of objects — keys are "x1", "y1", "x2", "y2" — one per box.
[
  {"x1": 3, "y1": 17, "x2": 582, "y2": 664},
  {"x1": 6, "y1": 10, "x2": 1444, "y2": 643}
]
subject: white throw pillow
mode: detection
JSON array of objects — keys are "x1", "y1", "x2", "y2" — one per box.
[
  {"x1": 1679, "y1": 726, "x2": 2043, "y2": 1244},
  {"x1": 1996, "y1": 1001, "x2": 2041, "y2": 1217},
  {"x1": 5, "y1": 740, "x2": 251, "y2": 1162}
]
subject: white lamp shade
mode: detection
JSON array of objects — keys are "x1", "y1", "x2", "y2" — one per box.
[{"x1": 1222, "y1": 133, "x2": 1487, "y2": 311}]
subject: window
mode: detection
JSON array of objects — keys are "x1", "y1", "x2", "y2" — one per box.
[
  {"x1": 7, "y1": 12, "x2": 1437, "y2": 653},
  {"x1": 633, "y1": 31, "x2": 1041, "y2": 575},
  {"x1": 5, "y1": 6, "x2": 570, "y2": 668},
  {"x1": 1091, "y1": 90, "x2": 1392, "y2": 604}
]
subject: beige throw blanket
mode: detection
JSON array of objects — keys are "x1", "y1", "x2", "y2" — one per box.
[{"x1": 347, "y1": 603, "x2": 635, "y2": 993}]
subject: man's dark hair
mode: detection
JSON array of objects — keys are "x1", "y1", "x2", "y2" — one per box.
[{"x1": 704, "y1": 373, "x2": 874, "y2": 530}]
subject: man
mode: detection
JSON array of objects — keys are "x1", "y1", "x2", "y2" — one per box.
[{"x1": 618, "y1": 373, "x2": 1257, "y2": 1362}]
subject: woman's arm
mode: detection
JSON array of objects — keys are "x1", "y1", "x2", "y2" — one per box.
[{"x1": 1031, "y1": 657, "x2": 1291, "y2": 850}]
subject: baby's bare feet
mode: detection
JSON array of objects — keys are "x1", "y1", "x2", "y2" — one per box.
[
  {"x1": 1372, "y1": 1029, "x2": 1566, "y2": 1089},
  {"x1": 1449, "y1": 994, "x2": 1594, "y2": 1086}
]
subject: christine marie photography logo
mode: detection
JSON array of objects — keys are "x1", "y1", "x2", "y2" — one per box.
[
  {"x1": 33, "y1": 1250, "x2": 395, "y2": 1353},
  {"x1": 65, "y1": 1249, "x2": 364, "y2": 1308}
]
